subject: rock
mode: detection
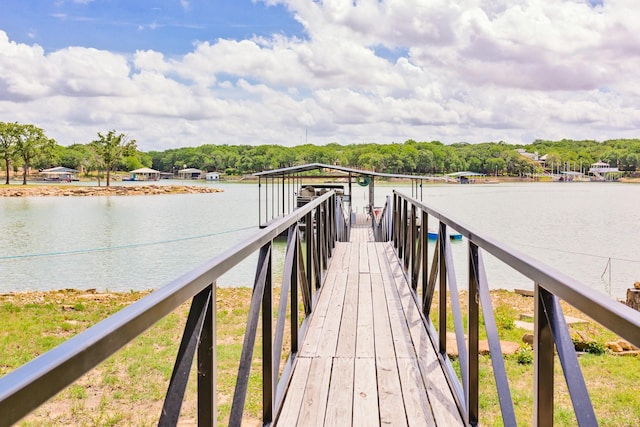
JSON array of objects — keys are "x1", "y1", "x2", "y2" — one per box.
[
  {"x1": 514, "y1": 320, "x2": 534, "y2": 331},
  {"x1": 606, "y1": 341, "x2": 623, "y2": 352},
  {"x1": 0, "y1": 185, "x2": 223, "y2": 197},
  {"x1": 522, "y1": 333, "x2": 534, "y2": 345},
  {"x1": 617, "y1": 339, "x2": 638, "y2": 351},
  {"x1": 479, "y1": 340, "x2": 520, "y2": 355},
  {"x1": 445, "y1": 332, "x2": 520, "y2": 356},
  {"x1": 634, "y1": 281, "x2": 640, "y2": 289}
]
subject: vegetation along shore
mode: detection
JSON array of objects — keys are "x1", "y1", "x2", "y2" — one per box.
[
  {"x1": 1, "y1": 288, "x2": 637, "y2": 426},
  {"x1": 2, "y1": 121, "x2": 640, "y2": 181}
]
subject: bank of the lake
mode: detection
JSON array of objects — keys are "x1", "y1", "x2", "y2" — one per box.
[{"x1": 0, "y1": 184, "x2": 223, "y2": 197}]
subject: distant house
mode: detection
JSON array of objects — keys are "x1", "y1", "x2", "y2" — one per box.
[
  {"x1": 205, "y1": 172, "x2": 220, "y2": 181},
  {"x1": 40, "y1": 167, "x2": 78, "y2": 182},
  {"x1": 127, "y1": 167, "x2": 160, "y2": 181},
  {"x1": 517, "y1": 149, "x2": 546, "y2": 167},
  {"x1": 178, "y1": 168, "x2": 204, "y2": 180}
]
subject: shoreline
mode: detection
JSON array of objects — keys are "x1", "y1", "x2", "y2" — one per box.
[{"x1": 0, "y1": 184, "x2": 223, "y2": 197}]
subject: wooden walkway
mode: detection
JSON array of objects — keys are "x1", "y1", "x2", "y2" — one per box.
[{"x1": 275, "y1": 216, "x2": 463, "y2": 426}]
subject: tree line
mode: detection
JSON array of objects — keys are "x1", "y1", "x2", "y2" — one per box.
[
  {"x1": 1, "y1": 122, "x2": 139, "y2": 186},
  {"x1": 2, "y1": 121, "x2": 640, "y2": 183}
]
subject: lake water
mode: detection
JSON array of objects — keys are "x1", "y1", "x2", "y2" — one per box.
[{"x1": 0, "y1": 181, "x2": 638, "y2": 300}]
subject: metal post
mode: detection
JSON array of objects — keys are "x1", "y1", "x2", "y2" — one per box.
[
  {"x1": 306, "y1": 211, "x2": 313, "y2": 291},
  {"x1": 534, "y1": 283, "x2": 554, "y2": 426},
  {"x1": 438, "y1": 221, "x2": 447, "y2": 355},
  {"x1": 262, "y1": 251, "x2": 273, "y2": 423},
  {"x1": 198, "y1": 284, "x2": 216, "y2": 427},
  {"x1": 291, "y1": 233, "x2": 299, "y2": 354},
  {"x1": 410, "y1": 204, "x2": 417, "y2": 288},
  {"x1": 468, "y1": 245, "x2": 479, "y2": 426},
  {"x1": 258, "y1": 177, "x2": 262, "y2": 227},
  {"x1": 369, "y1": 175, "x2": 375, "y2": 209},
  {"x1": 282, "y1": 175, "x2": 285, "y2": 216},
  {"x1": 421, "y1": 209, "x2": 428, "y2": 314}
]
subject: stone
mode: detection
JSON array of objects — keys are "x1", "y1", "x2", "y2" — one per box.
[
  {"x1": 606, "y1": 341, "x2": 623, "y2": 352},
  {"x1": 514, "y1": 320, "x2": 534, "y2": 331},
  {"x1": 479, "y1": 340, "x2": 520, "y2": 356},
  {"x1": 522, "y1": 333, "x2": 534, "y2": 345},
  {"x1": 617, "y1": 339, "x2": 638, "y2": 351},
  {"x1": 445, "y1": 332, "x2": 520, "y2": 356}
]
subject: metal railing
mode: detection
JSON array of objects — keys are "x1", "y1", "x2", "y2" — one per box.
[
  {"x1": 372, "y1": 196, "x2": 392, "y2": 242},
  {"x1": 390, "y1": 190, "x2": 640, "y2": 426},
  {"x1": 0, "y1": 191, "x2": 344, "y2": 426}
]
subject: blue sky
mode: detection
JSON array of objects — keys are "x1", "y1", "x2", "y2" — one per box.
[
  {"x1": 0, "y1": 1, "x2": 638, "y2": 151},
  {"x1": 0, "y1": 0, "x2": 305, "y2": 55}
]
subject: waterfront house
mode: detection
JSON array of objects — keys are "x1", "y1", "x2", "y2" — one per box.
[
  {"x1": 127, "y1": 167, "x2": 160, "y2": 181},
  {"x1": 40, "y1": 167, "x2": 78, "y2": 182},
  {"x1": 178, "y1": 168, "x2": 204, "y2": 180}
]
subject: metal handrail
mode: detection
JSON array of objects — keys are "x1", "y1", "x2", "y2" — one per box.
[
  {"x1": 0, "y1": 191, "x2": 342, "y2": 426},
  {"x1": 390, "y1": 190, "x2": 640, "y2": 426},
  {"x1": 372, "y1": 196, "x2": 392, "y2": 242}
]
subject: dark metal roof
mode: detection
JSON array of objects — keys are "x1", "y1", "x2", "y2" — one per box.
[{"x1": 253, "y1": 163, "x2": 444, "y2": 181}]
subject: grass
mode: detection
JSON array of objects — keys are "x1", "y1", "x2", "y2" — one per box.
[
  {"x1": 0, "y1": 288, "x2": 638, "y2": 426},
  {"x1": 431, "y1": 289, "x2": 640, "y2": 426}
]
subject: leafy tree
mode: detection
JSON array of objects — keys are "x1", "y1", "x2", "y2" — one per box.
[
  {"x1": 0, "y1": 121, "x2": 21, "y2": 184},
  {"x1": 14, "y1": 124, "x2": 56, "y2": 185},
  {"x1": 485, "y1": 157, "x2": 507, "y2": 176},
  {"x1": 91, "y1": 130, "x2": 137, "y2": 187}
]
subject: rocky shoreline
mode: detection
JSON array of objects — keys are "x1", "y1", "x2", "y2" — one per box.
[{"x1": 0, "y1": 184, "x2": 223, "y2": 197}]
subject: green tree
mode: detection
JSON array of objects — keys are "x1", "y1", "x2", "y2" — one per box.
[
  {"x1": 14, "y1": 124, "x2": 56, "y2": 185},
  {"x1": 91, "y1": 130, "x2": 137, "y2": 187},
  {"x1": 0, "y1": 122, "x2": 21, "y2": 184},
  {"x1": 485, "y1": 157, "x2": 507, "y2": 176}
]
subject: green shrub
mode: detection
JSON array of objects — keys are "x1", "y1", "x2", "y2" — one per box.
[{"x1": 513, "y1": 345, "x2": 534, "y2": 364}]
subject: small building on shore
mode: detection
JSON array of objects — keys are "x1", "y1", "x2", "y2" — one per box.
[
  {"x1": 178, "y1": 168, "x2": 204, "y2": 180},
  {"x1": 127, "y1": 167, "x2": 160, "y2": 181},
  {"x1": 40, "y1": 167, "x2": 78, "y2": 182},
  {"x1": 205, "y1": 172, "x2": 220, "y2": 181}
]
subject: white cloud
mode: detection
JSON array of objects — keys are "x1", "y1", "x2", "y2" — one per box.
[{"x1": 2, "y1": 0, "x2": 640, "y2": 150}]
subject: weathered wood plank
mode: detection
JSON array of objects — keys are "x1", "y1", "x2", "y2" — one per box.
[
  {"x1": 299, "y1": 268, "x2": 338, "y2": 358},
  {"x1": 367, "y1": 242, "x2": 381, "y2": 274},
  {"x1": 396, "y1": 357, "x2": 437, "y2": 427},
  {"x1": 296, "y1": 357, "x2": 333, "y2": 426},
  {"x1": 316, "y1": 271, "x2": 348, "y2": 357},
  {"x1": 275, "y1": 356, "x2": 312, "y2": 425},
  {"x1": 352, "y1": 358, "x2": 379, "y2": 427},
  {"x1": 356, "y1": 273, "x2": 375, "y2": 358},
  {"x1": 377, "y1": 245, "x2": 415, "y2": 359},
  {"x1": 359, "y1": 242, "x2": 370, "y2": 273},
  {"x1": 383, "y1": 242, "x2": 464, "y2": 426},
  {"x1": 370, "y1": 273, "x2": 395, "y2": 359},
  {"x1": 376, "y1": 357, "x2": 408, "y2": 426},
  {"x1": 336, "y1": 269, "x2": 359, "y2": 358},
  {"x1": 324, "y1": 357, "x2": 355, "y2": 425}
]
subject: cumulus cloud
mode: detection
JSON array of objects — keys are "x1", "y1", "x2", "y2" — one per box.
[{"x1": 1, "y1": 0, "x2": 640, "y2": 150}]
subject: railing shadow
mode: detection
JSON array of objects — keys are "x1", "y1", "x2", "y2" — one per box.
[
  {"x1": 0, "y1": 191, "x2": 348, "y2": 426},
  {"x1": 390, "y1": 190, "x2": 640, "y2": 426}
]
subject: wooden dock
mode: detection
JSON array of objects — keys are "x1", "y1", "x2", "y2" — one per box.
[{"x1": 275, "y1": 215, "x2": 464, "y2": 426}]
